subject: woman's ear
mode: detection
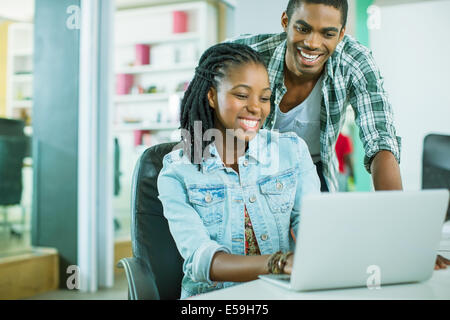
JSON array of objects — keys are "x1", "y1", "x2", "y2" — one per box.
[{"x1": 207, "y1": 87, "x2": 217, "y2": 110}]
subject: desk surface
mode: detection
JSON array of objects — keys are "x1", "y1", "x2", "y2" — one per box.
[{"x1": 192, "y1": 226, "x2": 450, "y2": 300}]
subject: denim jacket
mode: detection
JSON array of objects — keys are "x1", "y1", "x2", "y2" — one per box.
[{"x1": 157, "y1": 129, "x2": 321, "y2": 299}]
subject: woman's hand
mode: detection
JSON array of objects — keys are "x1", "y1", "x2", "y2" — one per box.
[
  {"x1": 283, "y1": 254, "x2": 294, "y2": 274},
  {"x1": 434, "y1": 254, "x2": 450, "y2": 270}
]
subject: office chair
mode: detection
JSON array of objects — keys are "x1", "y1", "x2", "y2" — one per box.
[
  {"x1": 422, "y1": 134, "x2": 450, "y2": 221},
  {"x1": 0, "y1": 135, "x2": 28, "y2": 236},
  {"x1": 117, "y1": 142, "x2": 184, "y2": 300}
]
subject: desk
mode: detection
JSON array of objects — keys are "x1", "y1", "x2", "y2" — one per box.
[{"x1": 192, "y1": 224, "x2": 450, "y2": 300}]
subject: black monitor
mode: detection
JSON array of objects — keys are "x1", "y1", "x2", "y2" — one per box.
[{"x1": 422, "y1": 134, "x2": 450, "y2": 221}]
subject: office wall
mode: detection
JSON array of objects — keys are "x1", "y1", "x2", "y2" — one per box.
[
  {"x1": 232, "y1": 0, "x2": 289, "y2": 36},
  {"x1": 33, "y1": 0, "x2": 80, "y2": 287},
  {"x1": 232, "y1": 0, "x2": 356, "y2": 37},
  {"x1": 370, "y1": 0, "x2": 450, "y2": 190}
]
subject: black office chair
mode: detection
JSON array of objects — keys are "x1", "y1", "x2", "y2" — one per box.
[
  {"x1": 117, "y1": 142, "x2": 184, "y2": 300},
  {"x1": 0, "y1": 135, "x2": 28, "y2": 236},
  {"x1": 422, "y1": 134, "x2": 450, "y2": 221}
]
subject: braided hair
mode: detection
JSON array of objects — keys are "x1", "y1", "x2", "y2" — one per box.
[{"x1": 180, "y1": 42, "x2": 267, "y2": 166}]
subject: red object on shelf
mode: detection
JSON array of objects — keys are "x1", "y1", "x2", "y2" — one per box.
[
  {"x1": 173, "y1": 11, "x2": 188, "y2": 33},
  {"x1": 134, "y1": 130, "x2": 150, "y2": 147},
  {"x1": 116, "y1": 74, "x2": 134, "y2": 95},
  {"x1": 135, "y1": 44, "x2": 150, "y2": 65}
]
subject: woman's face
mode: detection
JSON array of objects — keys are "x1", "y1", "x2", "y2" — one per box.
[{"x1": 207, "y1": 62, "x2": 272, "y2": 143}]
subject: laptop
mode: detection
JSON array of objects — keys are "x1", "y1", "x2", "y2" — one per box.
[{"x1": 259, "y1": 190, "x2": 449, "y2": 291}]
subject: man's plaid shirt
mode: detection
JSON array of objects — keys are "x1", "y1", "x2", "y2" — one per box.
[{"x1": 228, "y1": 32, "x2": 401, "y2": 191}]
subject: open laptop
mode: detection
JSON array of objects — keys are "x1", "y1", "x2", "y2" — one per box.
[{"x1": 259, "y1": 190, "x2": 449, "y2": 291}]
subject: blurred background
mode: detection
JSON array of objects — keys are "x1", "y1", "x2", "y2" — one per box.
[{"x1": 0, "y1": 0, "x2": 448, "y2": 299}]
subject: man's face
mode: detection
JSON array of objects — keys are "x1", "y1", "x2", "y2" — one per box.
[{"x1": 282, "y1": 2, "x2": 345, "y2": 78}]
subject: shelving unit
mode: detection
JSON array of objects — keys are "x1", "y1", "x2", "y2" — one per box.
[
  {"x1": 113, "y1": 2, "x2": 218, "y2": 140},
  {"x1": 5, "y1": 23, "x2": 33, "y2": 124}
]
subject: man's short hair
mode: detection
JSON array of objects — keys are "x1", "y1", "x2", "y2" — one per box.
[{"x1": 286, "y1": 0, "x2": 348, "y2": 28}]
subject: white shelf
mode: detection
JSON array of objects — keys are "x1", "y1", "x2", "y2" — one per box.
[
  {"x1": 115, "y1": 92, "x2": 184, "y2": 103},
  {"x1": 115, "y1": 32, "x2": 200, "y2": 47},
  {"x1": 12, "y1": 49, "x2": 33, "y2": 57},
  {"x1": 113, "y1": 2, "x2": 217, "y2": 133},
  {"x1": 12, "y1": 100, "x2": 33, "y2": 108},
  {"x1": 13, "y1": 74, "x2": 33, "y2": 83},
  {"x1": 116, "y1": 62, "x2": 196, "y2": 75},
  {"x1": 114, "y1": 122, "x2": 180, "y2": 132},
  {"x1": 115, "y1": 93, "x2": 170, "y2": 103}
]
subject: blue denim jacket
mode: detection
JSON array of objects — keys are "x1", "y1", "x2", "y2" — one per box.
[{"x1": 157, "y1": 129, "x2": 321, "y2": 299}]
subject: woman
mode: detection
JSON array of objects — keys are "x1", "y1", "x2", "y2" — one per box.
[{"x1": 157, "y1": 42, "x2": 321, "y2": 299}]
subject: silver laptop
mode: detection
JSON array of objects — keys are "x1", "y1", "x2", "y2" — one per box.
[{"x1": 259, "y1": 190, "x2": 449, "y2": 291}]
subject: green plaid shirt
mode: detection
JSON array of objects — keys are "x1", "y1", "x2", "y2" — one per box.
[{"x1": 228, "y1": 32, "x2": 401, "y2": 191}]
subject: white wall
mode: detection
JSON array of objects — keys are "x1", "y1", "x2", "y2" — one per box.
[
  {"x1": 369, "y1": 0, "x2": 450, "y2": 190},
  {"x1": 232, "y1": 0, "x2": 289, "y2": 36},
  {"x1": 232, "y1": 0, "x2": 357, "y2": 37}
]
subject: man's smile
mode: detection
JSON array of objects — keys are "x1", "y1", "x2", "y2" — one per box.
[{"x1": 296, "y1": 46, "x2": 325, "y2": 66}]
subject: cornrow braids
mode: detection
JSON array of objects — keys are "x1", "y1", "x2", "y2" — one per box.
[{"x1": 179, "y1": 42, "x2": 266, "y2": 167}]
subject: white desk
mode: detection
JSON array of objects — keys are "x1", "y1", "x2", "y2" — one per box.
[{"x1": 192, "y1": 224, "x2": 450, "y2": 300}]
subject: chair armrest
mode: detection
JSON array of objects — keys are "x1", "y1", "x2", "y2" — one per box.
[{"x1": 117, "y1": 257, "x2": 160, "y2": 300}]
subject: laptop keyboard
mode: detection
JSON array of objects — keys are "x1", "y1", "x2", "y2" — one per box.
[{"x1": 263, "y1": 274, "x2": 291, "y2": 282}]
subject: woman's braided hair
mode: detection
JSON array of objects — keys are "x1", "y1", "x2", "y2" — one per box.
[{"x1": 180, "y1": 42, "x2": 267, "y2": 166}]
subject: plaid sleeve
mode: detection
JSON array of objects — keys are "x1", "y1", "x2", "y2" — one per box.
[{"x1": 348, "y1": 49, "x2": 402, "y2": 173}]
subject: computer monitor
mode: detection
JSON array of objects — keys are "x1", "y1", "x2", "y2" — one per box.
[{"x1": 422, "y1": 134, "x2": 450, "y2": 221}]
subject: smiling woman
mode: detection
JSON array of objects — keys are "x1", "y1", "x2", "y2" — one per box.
[{"x1": 157, "y1": 42, "x2": 321, "y2": 299}]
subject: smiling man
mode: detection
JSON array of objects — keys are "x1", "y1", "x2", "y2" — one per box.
[{"x1": 229, "y1": 0, "x2": 402, "y2": 193}]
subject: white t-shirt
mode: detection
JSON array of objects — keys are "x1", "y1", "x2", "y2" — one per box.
[{"x1": 273, "y1": 74, "x2": 324, "y2": 163}]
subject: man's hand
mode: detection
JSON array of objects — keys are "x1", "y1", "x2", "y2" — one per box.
[
  {"x1": 370, "y1": 150, "x2": 403, "y2": 190},
  {"x1": 435, "y1": 255, "x2": 450, "y2": 270}
]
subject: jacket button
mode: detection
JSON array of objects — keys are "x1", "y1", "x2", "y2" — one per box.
[
  {"x1": 249, "y1": 195, "x2": 257, "y2": 203},
  {"x1": 243, "y1": 160, "x2": 249, "y2": 167},
  {"x1": 205, "y1": 193, "x2": 212, "y2": 203},
  {"x1": 276, "y1": 182, "x2": 283, "y2": 190},
  {"x1": 261, "y1": 234, "x2": 269, "y2": 241}
]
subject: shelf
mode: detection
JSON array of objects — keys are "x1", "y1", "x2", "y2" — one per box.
[
  {"x1": 13, "y1": 74, "x2": 33, "y2": 83},
  {"x1": 115, "y1": 93, "x2": 170, "y2": 103},
  {"x1": 12, "y1": 49, "x2": 33, "y2": 57},
  {"x1": 114, "y1": 122, "x2": 180, "y2": 132},
  {"x1": 12, "y1": 100, "x2": 32, "y2": 108},
  {"x1": 115, "y1": 92, "x2": 184, "y2": 103},
  {"x1": 115, "y1": 32, "x2": 200, "y2": 47},
  {"x1": 116, "y1": 62, "x2": 196, "y2": 75}
]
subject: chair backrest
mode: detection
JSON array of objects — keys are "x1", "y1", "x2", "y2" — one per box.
[
  {"x1": 422, "y1": 134, "x2": 450, "y2": 221},
  {"x1": 0, "y1": 118, "x2": 25, "y2": 136},
  {"x1": 131, "y1": 141, "x2": 184, "y2": 300},
  {"x1": 0, "y1": 118, "x2": 31, "y2": 157},
  {"x1": 0, "y1": 135, "x2": 27, "y2": 205}
]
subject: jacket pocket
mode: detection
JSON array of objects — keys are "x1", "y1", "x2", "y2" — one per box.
[
  {"x1": 187, "y1": 185, "x2": 225, "y2": 235},
  {"x1": 258, "y1": 169, "x2": 297, "y2": 214}
]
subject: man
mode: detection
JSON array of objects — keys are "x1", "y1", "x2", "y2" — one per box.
[
  {"x1": 229, "y1": 0, "x2": 402, "y2": 192},
  {"x1": 230, "y1": 0, "x2": 450, "y2": 269}
]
